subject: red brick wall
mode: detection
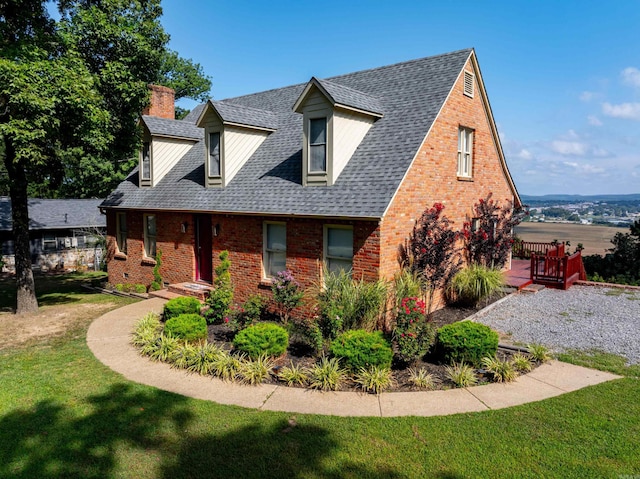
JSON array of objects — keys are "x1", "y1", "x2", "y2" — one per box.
[
  {"x1": 142, "y1": 85, "x2": 175, "y2": 120},
  {"x1": 107, "y1": 211, "x2": 380, "y2": 303},
  {"x1": 379, "y1": 57, "x2": 516, "y2": 305}
]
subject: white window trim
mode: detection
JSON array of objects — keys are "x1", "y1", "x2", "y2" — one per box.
[
  {"x1": 207, "y1": 131, "x2": 222, "y2": 178},
  {"x1": 323, "y1": 224, "x2": 354, "y2": 276},
  {"x1": 263, "y1": 221, "x2": 286, "y2": 279},
  {"x1": 308, "y1": 117, "x2": 328, "y2": 174},
  {"x1": 463, "y1": 70, "x2": 475, "y2": 98},
  {"x1": 141, "y1": 141, "x2": 151, "y2": 182},
  {"x1": 457, "y1": 127, "x2": 474, "y2": 178},
  {"x1": 42, "y1": 233, "x2": 57, "y2": 252},
  {"x1": 116, "y1": 212, "x2": 127, "y2": 255},
  {"x1": 143, "y1": 214, "x2": 156, "y2": 258}
]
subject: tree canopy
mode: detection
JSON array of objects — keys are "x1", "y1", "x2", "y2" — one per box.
[{"x1": 0, "y1": 0, "x2": 211, "y2": 312}]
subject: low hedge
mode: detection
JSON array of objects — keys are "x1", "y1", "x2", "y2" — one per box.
[
  {"x1": 233, "y1": 323, "x2": 289, "y2": 359},
  {"x1": 163, "y1": 296, "x2": 202, "y2": 320},
  {"x1": 330, "y1": 330, "x2": 393, "y2": 371},
  {"x1": 164, "y1": 313, "x2": 208, "y2": 342},
  {"x1": 436, "y1": 321, "x2": 499, "y2": 366}
]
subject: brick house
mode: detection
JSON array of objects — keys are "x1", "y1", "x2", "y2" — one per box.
[{"x1": 101, "y1": 48, "x2": 520, "y2": 307}]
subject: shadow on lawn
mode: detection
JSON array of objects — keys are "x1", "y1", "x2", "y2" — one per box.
[{"x1": 0, "y1": 383, "x2": 403, "y2": 479}]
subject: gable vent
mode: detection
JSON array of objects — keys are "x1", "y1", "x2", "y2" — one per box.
[{"x1": 463, "y1": 71, "x2": 474, "y2": 98}]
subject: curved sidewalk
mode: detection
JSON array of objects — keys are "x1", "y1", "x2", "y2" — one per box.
[{"x1": 86, "y1": 298, "x2": 621, "y2": 417}]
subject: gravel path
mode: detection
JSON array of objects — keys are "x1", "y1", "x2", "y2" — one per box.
[{"x1": 475, "y1": 285, "x2": 640, "y2": 364}]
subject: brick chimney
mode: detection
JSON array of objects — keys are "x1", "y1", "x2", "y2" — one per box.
[{"x1": 143, "y1": 84, "x2": 175, "y2": 119}]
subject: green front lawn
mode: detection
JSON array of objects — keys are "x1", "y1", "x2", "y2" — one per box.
[{"x1": 0, "y1": 274, "x2": 639, "y2": 478}]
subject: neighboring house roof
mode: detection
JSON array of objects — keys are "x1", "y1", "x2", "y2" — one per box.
[
  {"x1": 102, "y1": 48, "x2": 516, "y2": 218},
  {"x1": 0, "y1": 198, "x2": 106, "y2": 231},
  {"x1": 141, "y1": 115, "x2": 203, "y2": 140}
]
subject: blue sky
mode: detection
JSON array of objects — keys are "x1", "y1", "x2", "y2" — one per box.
[{"x1": 161, "y1": 1, "x2": 640, "y2": 196}]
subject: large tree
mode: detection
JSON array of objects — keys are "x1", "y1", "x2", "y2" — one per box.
[{"x1": 0, "y1": 0, "x2": 211, "y2": 313}]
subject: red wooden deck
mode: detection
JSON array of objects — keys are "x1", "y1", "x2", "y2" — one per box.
[{"x1": 506, "y1": 259, "x2": 533, "y2": 290}]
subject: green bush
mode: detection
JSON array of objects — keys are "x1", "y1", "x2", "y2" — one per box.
[
  {"x1": 204, "y1": 250, "x2": 233, "y2": 324},
  {"x1": 329, "y1": 330, "x2": 393, "y2": 372},
  {"x1": 150, "y1": 250, "x2": 163, "y2": 291},
  {"x1": 231, "y1": 294, "x2": 265, "y2": 331},
  {"x1": 233, "y1": 323, "x2": 289, "y2": 359},
  {"x1": 164, "y1": 313, "x2": 208, "y2": 342},
  {"x1": 448, "y1": 265, "x2": 504, "y2": 306},
  {"x1": 163, "y1": 296, "x2": 202, "y2": 320},
  {"x1": 436, "y1": 321, "x2": 499, "y2": 367},
  {"x1": 134, "y1": 284, "x2": 147, "y2": 294}
]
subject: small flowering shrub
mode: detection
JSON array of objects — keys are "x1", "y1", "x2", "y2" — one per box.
[
  {"x1": 271, "y1": 270, "x2": 304, "y2": 324},
  {"x1": 394, "y1": 297, "x2": 436, "y2": 364},
  {"x1": 233, "y1": 323, "x2": 289, "y2": 359},
  {"x1": 164, "y1": 313, "x2": 207, "y2": 343},
  {"x1": 436, "y1": 321, "x2": 499, "y2": 367},
  {"x1": 163, "y1": 296, "x2": 202, "y2": 321},
  {"x1": 231, "y1": 294, "x2": 265, "y2": 331},
  {"x1": 330, "y1": 330, "x2": 393, "y2": 372}
]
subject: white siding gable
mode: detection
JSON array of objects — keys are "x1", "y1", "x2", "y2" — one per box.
[
  {"x1": 224, "y1": 126, "x2": 270, "y2": 184},
  {"x1": 332, "y1": 109, "x2": 374, "y2": 183},
  {"x1": 151, "y1": 137, "x2": 195, "y2": 186}
]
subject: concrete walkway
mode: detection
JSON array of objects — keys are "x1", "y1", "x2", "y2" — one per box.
[{"x1": 86, "y1": 298, "x2": 622, "y2": 417}]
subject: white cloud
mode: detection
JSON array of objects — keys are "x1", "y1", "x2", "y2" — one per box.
[
  {"x1": 622, "y1": 67, "x2": 640, "y2": 88},
  {"x1": 550, "y1": 140, "x2": 588, "y2": 156},
  {"x1": 580, "y1": 91, "x2": 595, "y2": 102},
  {"x1": 562, "y1": 161, "x2": 605, "y2": 175},
  {"x1": 587, "y1": 115, "x2": 603, "y2": 126},
  {"x1": 517, "y1": 149, "x2": 532, "y2": 160},
  {"x1": 591, "y1": 147, "x2": 611, "y2": 158},
  {"x1": 602, "y1": 102, "x2": 640, "y2": 120}
]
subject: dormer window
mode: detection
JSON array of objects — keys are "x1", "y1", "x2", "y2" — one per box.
[
  {"x1": 141, "y1": 142, "x2": 151, "y2": 181},
  {"x1": 309, "y1": 118, "x2": 327, "y2": 173},
  {"x1": 208, "y1": 132, "x2": 221, "y2": 177}
]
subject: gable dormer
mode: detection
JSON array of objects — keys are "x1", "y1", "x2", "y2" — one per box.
[
  {"x1": 139, "y1": 115, "x2": 202, "y2": 187},
  {"x1": 293, "y1": 77, "x2": 383, "y2": 186},
  {"x1": 196, "y1": 100, "x2": 278, "y2": 187}
]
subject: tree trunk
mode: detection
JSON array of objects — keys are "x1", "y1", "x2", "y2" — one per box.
[{"x1": 4, "y1": 139, "x2": 38, "y2": 313}]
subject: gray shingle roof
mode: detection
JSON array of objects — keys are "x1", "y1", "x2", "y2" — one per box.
[
  {"x1": 203, "y1": 100, "x2": 279, "y2": 131},
  {"x1": 0, "y1": 197, "x2": 105, "y2": 231},
  {"x1": 141, "y1": 116, "x2": 203, "y2": 140},
  {"x1": 102, "y1": 49, "x2": 474, "y2": 219},
  {"x1": 308, "y1": 77, "x2": 384, "y2": 116}
]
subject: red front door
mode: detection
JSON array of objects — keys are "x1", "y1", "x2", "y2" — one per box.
[{"x1": 195, "y1": 214, "x2": 213, "y2": 283}]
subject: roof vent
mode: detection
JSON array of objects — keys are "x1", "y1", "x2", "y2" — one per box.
[{"x1": 463, "y1": 71, "x2": 474, "y2": 98}]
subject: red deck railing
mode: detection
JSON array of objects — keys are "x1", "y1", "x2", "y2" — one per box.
[
  {"x1": 530, "y1": 251, "x2": 586, "y2": 290},
  {"x1": 513, "y1": 241, "x2": 565, "y2": 259}
]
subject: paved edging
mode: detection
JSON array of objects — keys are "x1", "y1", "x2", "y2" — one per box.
[{"x1": 86, "y1": 298, "x2": 622, "y2": 417}]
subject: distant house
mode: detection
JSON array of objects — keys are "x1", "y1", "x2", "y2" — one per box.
[
  {"x1": 0, "y1": 198, "x2": 106, "y2": 272},
  {"x1": 101, "y1": 48, "x2": 521, "y2": 308}
]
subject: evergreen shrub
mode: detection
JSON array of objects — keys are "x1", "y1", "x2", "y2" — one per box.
[
  {"x1": 233, "y1": 323, "x2": 289, "y2": 359},
  {"x1": 163, "y1": 296, "x2": 202, "y2": 320},
  {"x1": 436, "y1": 321, "x2": 499, "y2": 366},
  {"x1": 329, "y1": 330, "x2": 393, "y2": 372},
  {"x1": 164, "y1": 313, "x2": 207, "y2": 342}
]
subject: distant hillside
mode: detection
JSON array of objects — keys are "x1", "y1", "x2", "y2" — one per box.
[{"x1": 521, "y1": 194, "x2": 640, "y2": 203}]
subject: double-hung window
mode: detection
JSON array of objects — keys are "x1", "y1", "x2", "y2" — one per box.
[
  {"x1": 141, "y1": 142, "x2": 151, "y2": 181},
  {"x1": 309, "y1": 118, "x2": 327, "y2": 173},
  {"x1": 116, "y1": 212, "x2": 127, "y2": 254},
  {"x1": 263, "y1": 222, "x2": 286, "y2": 278},
  {"x1": 144, "y1": 214, "x2": 156, "y2": 258},
  {"x1": 457, "y1": 127, "x2": 473, "y2": 178},
  {"x1": 208, "y1": 132, "x2": 221, "y2": 177},
  {"x1": 325, "y1": 226, "x2": 353, "y2": 274}
]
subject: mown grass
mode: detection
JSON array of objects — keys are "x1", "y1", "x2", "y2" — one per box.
[
  {"x1": 1, "y1": 275, "x2": 639, "y2": 478},
  {"x1": 557, "y1": 349, "x2": 640, "y2": 378}
]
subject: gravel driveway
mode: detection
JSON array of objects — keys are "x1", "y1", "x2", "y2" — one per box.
[{"x1": 475, "y1": 285, "x2": 640, "y2": 364}]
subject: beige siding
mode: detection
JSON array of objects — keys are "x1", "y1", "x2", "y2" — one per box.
[
  {"x1": 151, "y1": 137, "x2": 195, "y2": 186},
  {"x1": 224, "y1": 127, "x2": 269, "y2": 184},
  {"x1": 332, "y1": 109, "x2": 374, "y2": 183}
]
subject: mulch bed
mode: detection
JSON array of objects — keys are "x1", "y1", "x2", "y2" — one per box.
[{"x1": 203, "y1": 291, "x2": 536, "y2": 392}]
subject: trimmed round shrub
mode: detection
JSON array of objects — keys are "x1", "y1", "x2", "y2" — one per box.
[
  {"x1": 163, "y1": 296, "x2": 202, "y2": 320},
  {"x1": 436, "y1": 321, "x2": 499, "y2": 366},
  {"x1": 233, "y1": 323, "x2": 289, "y2": 359},
  {"x1": 330, "y1": 330, "x2": 393, "y2": 372},
  {"x1": 164, "y1": 313, "x2": 207, "y2": 342}
]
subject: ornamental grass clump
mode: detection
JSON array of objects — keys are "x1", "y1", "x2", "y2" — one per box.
[
  {"x1": 511, "y1": 352, "x2": 533, "y2": 372},
  {"x1": 394, "y1": 297, "x2": 436, "y2": 364},
  {"x1": 354, "y1": 366, "x2": 395, "y2": 394},
  {"x1": 131, "y1": 313, "x2": 161, "y2": 348},
  {"x1": 308, "y1": 356, "x2": 347, "y2": 391},
  {"x1": 278, "y1": 362, "x2": 309, "y2": 387},
  {"x1": 448, "y1": 265, "x2": 504, "y2": 306},
  {"x1": 528, "y1": 343, "x2": 552, "y2": 363},
  {"x1": 163, "y1": 296, "x2": 202, "y2": 320},
  {"x1": 329, "y1": 330, "x2": 393, "y2": 372},
  {"x1": 212, "y1": 350, "x2": 242, "y2": 381},
  {"x1": 147, "y1": 334, "x2": 180, "y2": 362},
  {"x1": 408, "y1": 368, "x2": 436, "y2": 389},
  {"x1": 444, "y1": 362, "x2": 478, "y2": 388},
  {"x1": 238, "y1": 354, "x2": 276, "y2": 385},
  {"x1": 436, "y1": 321, "x2": 499, "y2": 367},
  {"x1": 164, "y1": 313, "x2": 207, "y2": 343},
  {"x1": 186, "y1": 342, "x2": 223, "y2": 375},
  {"x1": 481, "y1": 356, "x2": 518, "y2": 383},
  {"x1": 233, "y1": 323, "x2": 289, "y2": 359}
]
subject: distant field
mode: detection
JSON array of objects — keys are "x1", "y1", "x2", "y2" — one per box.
[{"x1": 514, "y1": 222, "x2": 629, "y2": 256}]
